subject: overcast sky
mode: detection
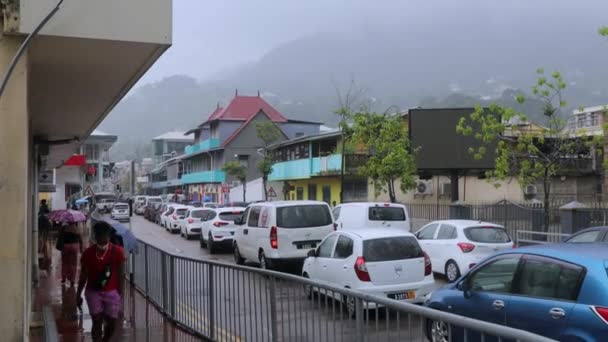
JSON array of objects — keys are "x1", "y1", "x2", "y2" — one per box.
[{"x1": 138, "y1": 0, "x2": 607, "y2": 85}]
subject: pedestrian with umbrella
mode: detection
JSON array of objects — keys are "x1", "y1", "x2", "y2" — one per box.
[{"x1": 52, "y1": 210, "x2": 87, "y2": 286}]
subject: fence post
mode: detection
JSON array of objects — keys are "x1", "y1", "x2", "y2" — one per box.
[
  {"x1": 355, "y1": 298, "x2": 364, "y2": 342},
  {"x1": 208, "y1": 264, "x2": 215, "y2": 341},
  {"x1": 161, "y1": 252, "x2": 168, "y2": 313},
  {"x1": 268, "y1": 277, "x2": 278, "y2": 342},
  {"x1": 144, "y1": 244, "x2": 149, "y2": 297},
  {"x1": 169, "y1": 255, "x2": 176, "y2": 319}
]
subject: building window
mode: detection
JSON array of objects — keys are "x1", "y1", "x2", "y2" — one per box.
[
  {"x1": 577, "y1": 115, "x2": 586, "y2": 128},
  {"x1": 591, "y1": 113, "x2": 599, "y2": 126},
  {"x1": 238, "y1": 155, "x2": 249, "y2": 168},
  {"x1": 295, "y1": 132, "x2": 305, "y2": 138},
  {"x1": 296, "y1": 187, "x2": 304, "y2": 200},
  {"x1": 85, "y1": 144, "x2": 99, "y2": 161},
  {"x1": 308, "y1": 184, "x2": 317, "y2": 200},
  {"x1": 322, "y1": 185, "x2": 331, "y2": 204}
]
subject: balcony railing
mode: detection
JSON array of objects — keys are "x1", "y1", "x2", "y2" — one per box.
[
  {"x1": 268, "y1": 153, "x2": 368, "y2": 181},
  {"x1": 180, "y1": 170, "x2": 226, "y2": 184},
  {"x1": 184, "y1": 138, "x2": 221, "y2": 155}
]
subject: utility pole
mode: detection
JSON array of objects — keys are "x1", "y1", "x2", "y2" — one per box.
[{"x1": 129, "y1": 160, "x2": 135, "y2": 231}]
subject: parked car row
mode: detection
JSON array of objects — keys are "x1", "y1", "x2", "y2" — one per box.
[{"x1": 137, "y1": 199, "x2": 608, "y2": 341}]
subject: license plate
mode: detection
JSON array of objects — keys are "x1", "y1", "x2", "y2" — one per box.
[{"x1": 388, "y1": 291, "x2": 415, "y2": 301}]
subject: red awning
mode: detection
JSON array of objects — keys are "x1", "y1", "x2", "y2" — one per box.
[{"x1": 64, "y1": 154, "x2": 86, "y2": 166}]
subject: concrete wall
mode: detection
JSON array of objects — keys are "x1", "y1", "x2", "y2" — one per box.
[
  {"x1": 224, "y1": 113, "x2": 287, "y2": 182},
  {"x1": 51, "y1": 166, "x2": 82, "y2": 210},
  {"x1": 166, "y1": 162, "x2": 179, "y2": 180},
  {"x1": 19, "y1": 0, "x2": 172, "y2": 44},
  {"x1": 0, "y1": 36, "x2": 29, "y2": 341},
  {"x1": 216, "y1": 121, "x2": 242, "y2": 143},
  {"x1": 369, "y1": 175, "x2": 525, "y2": 204},
  {"x1": 280, "y1": 122, "x2": 321, "y2": 139}
]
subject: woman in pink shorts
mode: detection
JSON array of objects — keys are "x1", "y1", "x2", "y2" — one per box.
[{"x1": 76, "y1": 221, "x2": 125, "y2": 342}]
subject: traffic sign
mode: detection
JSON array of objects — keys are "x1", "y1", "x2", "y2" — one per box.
[
  {"x1": 267, "y1": 186, "x2": 277, "y2": 198},
  {"x1": 83, "y1": 185, "x2": 95, "y2": 196}
]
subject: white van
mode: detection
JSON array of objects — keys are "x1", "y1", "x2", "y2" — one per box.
[
  {"x1": 233, "y1": 201, "x2": 335, "y2": 270},
  {"x1": 333, "y1": 202, "x2": 411, "y2": 232}
]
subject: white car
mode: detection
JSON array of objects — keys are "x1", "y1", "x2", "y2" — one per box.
[
  {"x1": 200, "y1": 207, "x2": 246, "y2": 253},
  {"x1": 233, "y1": 201, "x2": 335, "y2": 270},
  {"x1": 333, "y1": 202, "x2": 412, "y2": 232},
  {"x1": 302, "y1": 229, "x2": 435, "y2": 315},
  {"x1": 415, "y1": 220, "x2": 514, "y2": 282},
  {"x1": 96, "y1": 198, "x2": 116, "y2": 213},
  {"x1": 179, "y1": 208, "x2": 214, "y2": 240},
  {"x1": 165, "y1": 205, "x2": 189, "y2": 233},
  {"x1": 110, "y1": 203, "x2": 130, "y2": 221},
  {"x1": 135, "y1": 196, "x2": 162, "y2": 215},
  {"x1": 160, "y1": 204, "x2": 179, "y2": 228}
]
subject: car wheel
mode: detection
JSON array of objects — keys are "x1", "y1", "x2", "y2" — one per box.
[
  {"x1": 445, "y1": 260, "x2": 461, "y2": 283},
  {"x1": 208, "y1": 234, "x2": 216, "y2": 254},
  {"x1": 303, "y1": 273, "x2": 313, "y2": 300},
  {"x1": 427, "y1": 319, "x2": 450, "y2": 342},
  {"x1": 258, "y1": 250, "x2": 273, "y2": 270},
  {"x1": 233, "y1": 244, "x2": 245, "y2": 265}
]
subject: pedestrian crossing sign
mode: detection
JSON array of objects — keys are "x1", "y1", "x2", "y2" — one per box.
[
  {"x1": 267, "y1": 186, "x2": 277, "y2": 198},
  {"x1": 83, "y1": 185, "x2": 95, "y2": 196}
]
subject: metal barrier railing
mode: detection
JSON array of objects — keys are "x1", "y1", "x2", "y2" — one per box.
[
  {"x1": 516, "y1": 230, "x2": 571, "y2": 247},
  {"x1": 129, "y1": 238, "x2": 556, "y2": 342}
]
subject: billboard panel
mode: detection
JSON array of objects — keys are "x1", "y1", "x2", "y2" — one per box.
[{"x1": 409, "y1": 108, "x2": 497, "y2": 171}]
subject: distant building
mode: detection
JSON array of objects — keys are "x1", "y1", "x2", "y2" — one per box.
[
  {"x1": 153, "y1": 131, "x2": 194, "y2": 166},
  {"x1": 51, "y1": 130, "x2": 118, "y2": 209},
  {"x1": 181, "y1": 92, "x2": 321, "y2": 203},
  {"x1": 566, "y1": 105, "x2": 607, "y2": 136}
]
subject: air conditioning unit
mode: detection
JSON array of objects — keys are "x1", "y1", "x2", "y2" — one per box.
[
  {"x1": 440, "y1": 183, "x2": 451, "y2": 197},
  {"x1": 524, "y1": 184, "x2": 538, "y2": 196},
  {"x1": 415, "y1": 180, "x2": 433, "y2": 195}
]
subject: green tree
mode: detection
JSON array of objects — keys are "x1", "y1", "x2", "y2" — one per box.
[
  {"x1": 349, "y1": 111, "x2": 417, "y2": 203},
  {"x1": 599, "y1": 26, "x2": 608, "y2": 37},
  {"x1": 456, "y1": 69, "x2": 603, "y2": 231},
  {"x1": 223, "y1": 161, "x2": 247, "y2": 201},
  {"x1": 256, "y1": 121, "x2": 283, "y2": 200}
]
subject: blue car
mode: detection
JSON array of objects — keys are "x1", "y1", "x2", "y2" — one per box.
[{"x1": 424, "y1": 243, "x2": 608, "y2": 342}]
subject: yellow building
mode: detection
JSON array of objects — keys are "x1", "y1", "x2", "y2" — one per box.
[{"x1": 268, "y1": 130, "x2": 368, "y2": 205}]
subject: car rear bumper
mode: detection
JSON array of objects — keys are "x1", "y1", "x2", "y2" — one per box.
[
  {"x1": 111, "y1": 214, "x2": 130, "y2": 220},
  {"x1": 356, "y1": 277, "x2": 436, "y2": 304}
]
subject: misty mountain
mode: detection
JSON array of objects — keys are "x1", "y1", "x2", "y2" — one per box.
[{"x1": 101, "y1": 12, "x2": 608, "y2": 160}]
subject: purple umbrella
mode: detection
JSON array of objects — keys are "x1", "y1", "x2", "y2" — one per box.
[{"x1": 49, "y1": 209, "x2": 87, "y2": 223}]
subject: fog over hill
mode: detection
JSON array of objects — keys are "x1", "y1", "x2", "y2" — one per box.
[{"x1": 100, "y1": 0, "x2": 608, "y2": 161}]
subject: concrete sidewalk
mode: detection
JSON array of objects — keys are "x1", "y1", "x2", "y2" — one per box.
[{"x1": 31, "y1": 250, "x2": 201, "y2": 341}]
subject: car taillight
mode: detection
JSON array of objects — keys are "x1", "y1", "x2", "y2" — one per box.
[
  {"x1": 354, "y1": 256, "x2": 371, "y2": 282},
  {"x1": 592, "y1": 306, "x2": 608, "y2": 324},
  {"x1": 187, "y1": 218, "x2": 194, "y2": 224},
  {"x1": 424, "y1": 252, "x2": 432, "y2": 276},
  {"x1": 270, "y1": 226, "x2": 278, "y2": 249},
  {"x1": 213, "y1": 221, "x2": 229, "y2": 227},
  {"x1": 457, "y1": 242, "x2": 476, "y2": 253}
]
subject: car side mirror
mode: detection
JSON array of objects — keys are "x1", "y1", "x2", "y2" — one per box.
[
  {"x1": 460, "y1": 278, "x2": 472, "y2": 299},
  {"x1": 234, "y1": 217, "x2": 244, "y2": 225},
  {"x1": 307, "y1": 249, "x2": 317, "y2": 258}
]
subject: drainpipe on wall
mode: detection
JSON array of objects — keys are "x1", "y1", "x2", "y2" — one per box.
[{"x1": 32, "y1": 144, "x2": 40, "y2": 284}]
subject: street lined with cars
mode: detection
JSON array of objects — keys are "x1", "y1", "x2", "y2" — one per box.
[{"x1": 123, "y1": 198, "x2": 607, "y2": 341}]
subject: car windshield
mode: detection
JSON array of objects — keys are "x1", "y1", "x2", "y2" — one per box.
[
  {"x1": 277, "y1": 205, "x2": 332, "y2": 228},
  {"x1": 363, "y1": 236, "x2": 423, "y2": 262},
  {"x1": 175, "y1": 209, "x2": 187, "y2": 216},
  {"x1": 368, "y1": 207, "x2": 406, "y2": 221},
  {"x1": 114, "y1": 205, "x2": 128, "y2": 210},
  {"x1": 191, "y1": 210, "x2": 207, "y2": 218},
  {"x1": 464, "y1": 227, "x2": 511, "y2": 243},
  {"x1": 219, "y1": 211, "x2": 244, "y2": 221}
]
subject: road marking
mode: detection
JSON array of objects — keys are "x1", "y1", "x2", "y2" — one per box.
[{"x1": 176, "y1": 301, "x2": 242, "y2": 342}]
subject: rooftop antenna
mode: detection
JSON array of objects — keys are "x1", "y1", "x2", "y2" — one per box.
[
  {"x1": 216, "y1": 102, "x2": 220, "y2": 109},
  {"x1": 235, "y1": 89, "x2": 238, "y2": 97},
  {"x1": 257, "y1": 90, "x2": 261, "y2": 97}
]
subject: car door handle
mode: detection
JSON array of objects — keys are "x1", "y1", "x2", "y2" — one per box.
[
  {"x1": 549, "y1": 308, "x2": 566, "y2": 319},
  {"x1": 492, "y1": 300, "x2": 505, "y2": 310}
]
